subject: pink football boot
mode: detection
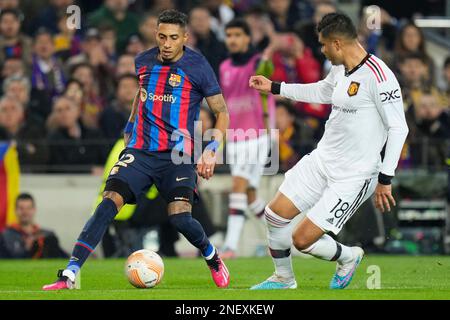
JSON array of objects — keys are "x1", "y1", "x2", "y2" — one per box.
[
  {"x1": 206, "y1": 251, "x2": 230, "y2": 288},
  {"x1": 42, "y1": 270, "x2": 75, "y2": 291}
]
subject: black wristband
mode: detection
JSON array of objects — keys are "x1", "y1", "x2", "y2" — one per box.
[
  {"x1": 378, "y1": 173, "x2": 393, "y2": 185},
  {"x1": 271, "y1": 81, "x2": 281, "y2": 95}
]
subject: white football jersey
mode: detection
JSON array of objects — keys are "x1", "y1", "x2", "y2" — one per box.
[{"x1": 280, "y1": 54, "x2": 409, "y2": 182}]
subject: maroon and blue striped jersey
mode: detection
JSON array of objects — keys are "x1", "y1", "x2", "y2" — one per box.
[{"x1": 128, "y1": 46, "x2": 221, "y2": 155}]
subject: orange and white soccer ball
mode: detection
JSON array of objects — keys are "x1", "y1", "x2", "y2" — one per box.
[{"x1": 125, "y1": 249, "x2": 164, "y2": 288}]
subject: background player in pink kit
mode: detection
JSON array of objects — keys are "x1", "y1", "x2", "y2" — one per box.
[
  {"x1": 249, "y1": 13, "x2": 409, "y2": 290},
  {"x1": 219, "y1": 19, "x2": 276, "y2": 259},
  {"x1": 43, "y1": 9, "x2": 230, "y2": 290}
]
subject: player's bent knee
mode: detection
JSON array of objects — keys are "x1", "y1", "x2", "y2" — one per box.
[
  {"x1": 168, "y1": 200, "x2": 192, "y2": 215},
  {"x1": 292, "y1": 234, "x2": 312, "y2": 251},
  {"x1": 167, "y1": 187, "x2": 194, "y2": 215},
  {"x1": 104, "y1": 178, "x2": 134, "y2": 207},
  {"x1": 267, "y1": 192, "x2": 300, "y2": 220},
  {"x1": 102, "y1": 191, "x2": 124, "y2": 211}
]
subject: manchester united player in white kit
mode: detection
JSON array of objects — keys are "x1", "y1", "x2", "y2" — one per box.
[{"x1": 249, "y1": 13, "x2": 408, "y2": 289}]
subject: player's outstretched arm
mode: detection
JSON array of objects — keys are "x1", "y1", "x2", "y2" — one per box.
[
  {"x1": 123, "y1": 90, "x2": 140, "y2": 146},
  {"x1": 250, "y1": 69, "x2": 336, "y2": 104},
  {"x1": 198, "y1": 93, "x2": 229, "y2": 180}
]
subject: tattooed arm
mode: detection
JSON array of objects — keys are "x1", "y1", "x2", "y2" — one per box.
[{"x1": 205, "y1": 93, "x2": 229, "y2": 144}]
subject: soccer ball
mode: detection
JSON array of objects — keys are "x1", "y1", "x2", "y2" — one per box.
[{"x1": 125, "y1": 249, "x2": 164, "y2": 288}]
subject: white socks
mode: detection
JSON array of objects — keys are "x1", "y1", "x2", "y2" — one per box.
[
  {"x1": 265, "y1": 206, "x2": 295, "y2": 279},
  {"x1": 223, "y1": 193, "x2": 248, "y2": 251},
  {"x1": 249, "y1": 197, "x2": 265, "y2": 217},
  {"x1": 264, "y1": 206, "x2": 354, "y2": 282},
  {"x1": 301, "y1": 233, "x2": 353, "y2": 264}
]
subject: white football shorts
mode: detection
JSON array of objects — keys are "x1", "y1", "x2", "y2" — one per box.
[
  {"x1": 226, "y1": 134, "x2": 270, "y2": 188},
  {"x1": 279, "y1": 150, "x2": 377, "y2": 235}
]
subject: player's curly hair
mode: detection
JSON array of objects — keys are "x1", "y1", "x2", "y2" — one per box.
[
  {"x1": 157, "y1": 9, "x2": 188, "y2": 28},
  {"x1": 317, "y1": 12, "x2": 357, "y2": 40}
]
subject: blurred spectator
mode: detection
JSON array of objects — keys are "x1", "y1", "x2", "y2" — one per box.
[
  {"x1": 116, "y1": 53, "x2": 136, "y2": 78},
  {"x1": 99, "y1": 24, "x2": 118, "y2": 65},
  {"x1": 188, "y1": 6, "x2": 227, "y2": 77},
  {"x1": 139, "y1": 12, "x2": 158, "y2": 50},
  {"x1": 54, "y1": 15, "x2": 82, "y2": 62},
  {"x1": 276, "y1": 99, "x2": 314, "y2": 171},
  {"x1": 99, "y1": 73, "x2": 138, "y2": 140},
  {"x1": 405, "y1": 91, "x2": 450, "y2": 167},
  {"x1": 97, "y1": 25, "x2": 121, "y2": 97},
  {"x1": 32, "y1": 0, "x2": 75, "y2": 35},
  {"x1": 67, "y1": 27, "x2": 101, "y2": 67},
  {"x1": 47, "y1": 96, "x2": 107, "y2": 172},
  {"x1": 296, "y1": 0, "x2": 336, "y2": 66},
  {"x1": 266, "y1": 0, "x2": 302, "y2": 32},
  {"x1": 70, "y1": 62, "x2": 105, "y2": 129},
  {"x1": 271, "y1": 32, "x2": 321, "y2": 85},
  {"x1": 0, "y1": 8, "x2": 32, "y2": 66},
  {"x1": 397, "y1": 53, "x2": 433, "y2": 108},
  {"x1": 3, "y1": 74, "x2": 51, "y2": 125},
  {"x1": 357, "y1": 5, "x2": 397, "y2": 67},
  {"x1": 46, "y1": 78, "x2": 85, "y2": 131},
  {"x1": 3, "y1": 75, "x2": 30, "y2": 109},
  {"x1": 67, "y1": 28, "x2": 116, "y2": 101},
  {"x1": 31, "y1": 29, "x2": 66, "y2": 100},
  {"x1": 243, "y1": 6, "x2": 276, "y2": 53},
  {"x1": 393, "y1": 21, "x2": 435, "y2": 80},
  {"x1": 1, "y1": 56, "x2": 25, "y2": 79},
  {"x1": 63, "y1": 78, "x2": 84, "y2": 107},
  {"x1": 0, "y1": 0, "x2": 20, "y2": 10},
  {"x1": 0, "y1": 193, "x2": 68, "y2": 258},
  {"x1": 88, "y1": 0, "x2": 140, "y2": 54},
  {"x1": 145, "y1": 0, "x2": 176, "y2": 12},
  {"x1": 270, "y1": 32, "x2": 327, "y2": 121},
  {"x1": 232, "y1": 0, "x2": 264, "y2": 15},
  {"x1": 203, "y1": 0, "x2": 235, "y2": 41},
  {"x1": 0, "y1": 56, "x2": 26, "y2": 95},
  {"x1": 125, "y1": 33, "x2": 145, "y2": 56},
  {"x1": 0, "y1": 96, "x2": 48, "y2": 167}
]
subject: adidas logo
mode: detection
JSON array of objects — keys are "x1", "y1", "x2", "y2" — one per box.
[{"x1": 326, "y1": 217, "x2": 334, "y2": 225}]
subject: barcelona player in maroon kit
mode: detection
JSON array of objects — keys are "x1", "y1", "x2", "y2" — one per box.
[{"x1": 43, "y1": 10, "x2": 230, "y2": 290}]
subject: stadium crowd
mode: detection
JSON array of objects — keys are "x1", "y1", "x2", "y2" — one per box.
[{"x1": 0, "y1": 0, "x2": 448, "y2": 174}]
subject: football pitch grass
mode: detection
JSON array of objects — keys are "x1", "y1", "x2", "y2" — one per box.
[{"x1": 1, "y1": 255, "x2": 449, "y2": 300}]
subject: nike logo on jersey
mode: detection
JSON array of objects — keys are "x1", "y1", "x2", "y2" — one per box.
[{"x1": 176, "y1": 177, "x2": 189, "y2": 182}]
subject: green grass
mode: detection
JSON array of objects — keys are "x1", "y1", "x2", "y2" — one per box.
[{"x1": 1, "y1": 255, "x2": 449, "y2": 300}]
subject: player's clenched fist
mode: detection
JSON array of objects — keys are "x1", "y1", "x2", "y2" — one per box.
[{"x1": 249, "y1": 75, "x2": 272, "y2": 94}]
